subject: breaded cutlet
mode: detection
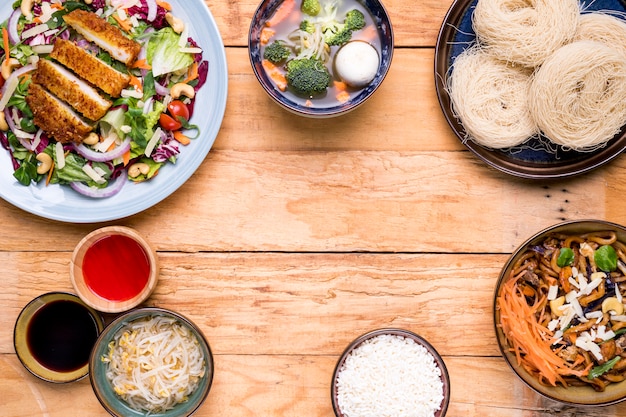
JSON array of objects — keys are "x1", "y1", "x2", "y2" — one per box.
[
  {"x1": 26, "y1": 83, "x2": 94, "y2": 143},
  {"x1": 63, "y1": 9, "x2": 141, "y2": 66},
  {"x1": 33, "y1": 59, "x2": 112, "y2": 121},
  {"x1": 50, "y1": 39, "x2": 130, "y2": 97}
]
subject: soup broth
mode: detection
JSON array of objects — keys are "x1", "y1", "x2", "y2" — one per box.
[{"x1": 261, "y1": 0, "x2": 382, "y2": 107}]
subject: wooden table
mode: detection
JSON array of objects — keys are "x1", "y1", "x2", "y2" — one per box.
[{"x1": 3, "y1": 1, "x2": 626, "y2": 416}]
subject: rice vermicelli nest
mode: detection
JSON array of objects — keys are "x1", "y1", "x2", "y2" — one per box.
[
  {"x1": 447, "y1": 46, "x2": 538, "y2": 149},
  {"x1": 572, "y1": 12, "x2": 626, "y2": 59},
  {"x1": 528, "y1": 40, "x2": 626, "y2": 151},
  {"x1": 472, "y1": 0, "x2": 580, "y2": 67}
]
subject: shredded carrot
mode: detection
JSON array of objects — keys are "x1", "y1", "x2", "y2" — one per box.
[
  {"x1": 261, "y1": 59, "x2": 287, "y2": 92},
  {"x1": 173, "y1": 131, "x2": 190, "y2": 145},
  {"x1": 2, "y1": 27, "x2": 9, "y2": 65},
  {"x1": 358, "y1": 25, "x2": 378, "y2": 42},
  {"x1": 182, "y1": 62, "x2": 199, "y2": 84},
  {"x1": 260, "y1": 27, "x2": 275, "y2": 45},
  {"x1": 112, "y1": 14, "x2": 132, "y2": 32},
  {"x1": 45, "y1": 161, "x2": 55, "y2": 186},
  {"x1": 265, "y1": 0, "x2": 295, "y2": 27},
  {"x1": 50, "y1": 3, "x2": 63, "y2": 9},
  {"x1": 156, "y1": 0, "x2": 173, "y2": 11},
  {"x1": 498, "y1": 278, "x2": 591, "y2": 387},
  {"x1": 129, "y1": 75, "x2": 143, "y2": 93},
  {"x1": 122, "y1": 149, "x2": 131, "y2": 166},
  {"x1": 334, "y1": 81, "x2": 350, "y2": 103},
  {"x1": 304, "y1": 99, "x2": 312, "y2": 107},
  {"x1": 131, "y1": 59, "x2": 152, "y2": 70}
]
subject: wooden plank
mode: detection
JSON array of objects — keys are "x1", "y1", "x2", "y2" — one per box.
[
  {"x1": 217, "y1": 48, "x2": 462, "y2": 152},
  {"x1": 204, "y1": 0, "x2": 451, "y2": 48},
  {"x1": 3, "y1": 354, "x2": 626, "y2": 416},
  {"x1": 0, "y1": 149, "x2": 624, "y2": 252},
  {"x1": 0, "y1": 252, "x2": 501, "y2": 356}
]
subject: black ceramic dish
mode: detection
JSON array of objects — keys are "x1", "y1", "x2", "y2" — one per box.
[{"x1": 434, "y1": 0, "x2": 626, "y2": 179}]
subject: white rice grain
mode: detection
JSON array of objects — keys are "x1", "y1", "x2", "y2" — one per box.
[{"x1": 336, "y1": 334, "x2": 444, "y2": 417}]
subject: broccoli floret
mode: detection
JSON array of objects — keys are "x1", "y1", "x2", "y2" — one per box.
[
  {"x1": 263, "y1": 41, "x2": 291, "y2": 64},
  {"x1": 325, "y1": 29, "x2": 352, "y2": 46},
  {"x1": 345, "y1": 9, "x2": 366, "y2": 32},
  {"x1": 323, "y1": 9, "x2": 366, "y2": 46},
  {"x1": 299, "y1": 20, "x2": 315, "y2": 34},
  {"x1": 301, "y1": 0, "x2": 321, "y2": 16},
  {"x1": 285, "y1": 58, "x2": 331, "y2": 96}
]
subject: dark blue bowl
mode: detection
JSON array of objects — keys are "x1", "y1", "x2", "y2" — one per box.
[
  {"x1": 249, "y1": 0, "x2": 394, "y2": 118},
  {"x1": 434, "y1": 0, "x2": 626, "y2": 179}
]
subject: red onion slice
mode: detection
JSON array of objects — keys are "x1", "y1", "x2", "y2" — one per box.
[
  {"x1": 70, "y1": 174, "x2": 126, "y2": 198},
  {"x1": 72, "y1": 137, "x2": 131, "y2": 162},
  {"x1": 7, "y1": 9, "x2": 21, "y2": 46}
]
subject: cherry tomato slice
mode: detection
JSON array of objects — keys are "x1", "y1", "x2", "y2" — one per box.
[
  {"x1": 159, "y1": 113, "x2": 182, "y2": 131},
  {"x1": 167, "y1": 100, "x2": 190, "y2": 122}
]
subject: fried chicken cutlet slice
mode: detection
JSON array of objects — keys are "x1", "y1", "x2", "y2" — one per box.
[
  {"x1": 26, "y1": 83, "x2": 93, "y2": 143},
  {"x1": 63, "y1": 9, "x2": 141, "y2": 66},
  {"x1": 50, "y1": 39, "x2": 130, "y2": 97},
  {"x1": 33, "y1": 59, "x2": 112, "y2": 121}
]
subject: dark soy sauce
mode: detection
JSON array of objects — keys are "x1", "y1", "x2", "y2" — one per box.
[{"x1": 26, "y1": 299, "x2": 99, "y2": 372}]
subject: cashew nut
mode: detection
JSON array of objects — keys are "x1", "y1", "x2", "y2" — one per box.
[
  {"x1": 1, "y1": 58, "x2": 20, "y2": 81},
  {"x1": 602, "y1": 297, "x2": 625, "y2": 315},
  {"x1": 165, "y1": 12, "x2": 185, "y2": 34},
  {"x1": 83, "y1": 0, "x2": 93, "y2": 4},
  {"x1": 82, "y1": 132, "x2": 100, "y2": 146},
  {"x1": 0, "y1": 111, "x2": 8, "y2": 131},
  {"x1": 550, "y1": 296, "x2": 566, "y2": 317},
  {"x1": 170, "y1": 83, "x2": 195, "y2": 100},
  {"x1": 36, "y1": 153, "x2": 53, "y2": 175},
  {"x1": 21, "y1": 0, "x2": 34, "y2": 21},
  {"x1": 128, "y1": 162, "x2": 150, "y2": 178}
]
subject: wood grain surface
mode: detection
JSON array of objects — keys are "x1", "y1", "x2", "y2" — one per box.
[{"x1": 3, "y1": 1, "x2": 626, "y2": 416}]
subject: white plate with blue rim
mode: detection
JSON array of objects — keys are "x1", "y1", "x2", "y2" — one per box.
[{"x1": 0, "y1": 0, "x2": 228, "y2": 222}]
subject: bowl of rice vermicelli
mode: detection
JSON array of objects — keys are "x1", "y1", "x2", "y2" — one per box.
[
  {"x1": 435, "y1": 0, "x2": 626, "y2": 179},
  {"x1": 89, "y1": 307, "x2": 214, "y2": 417},
  {"x1": 494, "y1": 220, "x2": 626, "y2": 405}
]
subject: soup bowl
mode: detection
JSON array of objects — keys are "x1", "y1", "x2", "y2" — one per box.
[
  {"x1": 249, "y1": 0, "x2": 394, "y2": 117},
  {"x1": 494, "y1": 220, "x2": 626, "y2": 406}
]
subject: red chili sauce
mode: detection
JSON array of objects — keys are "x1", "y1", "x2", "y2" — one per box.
[{"x1": 82, "y1": 234, "x2": 150, "y2": 302}]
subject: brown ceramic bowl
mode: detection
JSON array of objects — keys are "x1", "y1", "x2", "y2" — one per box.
[
  {"x1": 70, "y1": 226, "x2": 159, "y2": 313},
  {"x1": 331, "y1": 328, "x2": 450, "y2": 417},
  {"x1": 434, "y1": 0, "x2": 626, "y2": 179},
  {"x1": 494, "y1": 220, "x2": 626, "y2": 406},
  {"x1": 13, "y1": 292, "x2": 105, "y2": 383}
]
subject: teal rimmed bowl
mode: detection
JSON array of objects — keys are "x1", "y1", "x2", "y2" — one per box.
[{"x1": 89, "y1": 307, "x2": 214, "y2": 417}]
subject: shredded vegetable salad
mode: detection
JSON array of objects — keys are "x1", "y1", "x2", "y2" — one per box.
[
  {"x1": 0, "y1": 0, "x2": 208, "y2": 198},
  {"x1": 102, "y1": 315, "x2": 206, "y2": 413}
]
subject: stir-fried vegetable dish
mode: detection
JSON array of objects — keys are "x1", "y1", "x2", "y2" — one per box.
[
  {"x1": 498, "y1": 230, "x2": 626, "y2": 391},
  {"x1": 0, "y1": 0, "x2": 208, "y2": 198}
]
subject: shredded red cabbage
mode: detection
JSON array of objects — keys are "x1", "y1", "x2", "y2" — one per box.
[{"x1": 127, "y1": 0, "x2": 169, "y2": 28}]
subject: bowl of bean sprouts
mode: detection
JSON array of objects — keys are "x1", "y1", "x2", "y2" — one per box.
[
  {"x1": 89, "y1": 307, "x2": 214, "y2": 417},
  {"x1": 494, "y1": 220, "x2": 626, "y2": 406}
]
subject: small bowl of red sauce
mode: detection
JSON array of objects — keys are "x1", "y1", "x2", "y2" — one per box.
[
  {"x1": 70, "y1": 226, "x2": 159, "y2": 313},
  {"x1": 13, "y1": 292, "x2": 105, "y2": 383}
]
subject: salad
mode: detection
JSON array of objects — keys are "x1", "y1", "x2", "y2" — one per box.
[{"x1": 0, "y1": 0, "x2": 208, "y2": 198}]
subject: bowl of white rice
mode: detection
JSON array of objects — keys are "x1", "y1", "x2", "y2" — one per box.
[{"x1": 331, "y1": 328, "x2": 450, "y2": 417}]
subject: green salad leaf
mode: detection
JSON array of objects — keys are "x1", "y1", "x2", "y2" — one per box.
[{"x1": 147, "y1": 28, "x2": 194, "y2": 77}]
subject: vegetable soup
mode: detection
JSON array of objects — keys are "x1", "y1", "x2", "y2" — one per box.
[{"x1": 260, "y1": 0, "x2": 382, "y2": 107}]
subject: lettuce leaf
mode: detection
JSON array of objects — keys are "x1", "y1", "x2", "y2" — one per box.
[{"x1": 147, "y1": 28, "x2": 194, "y2": 77}]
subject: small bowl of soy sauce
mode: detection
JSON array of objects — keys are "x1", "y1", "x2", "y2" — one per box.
[{"x1": 13, "y1": 292, "x2": 105, "y2": 383}]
